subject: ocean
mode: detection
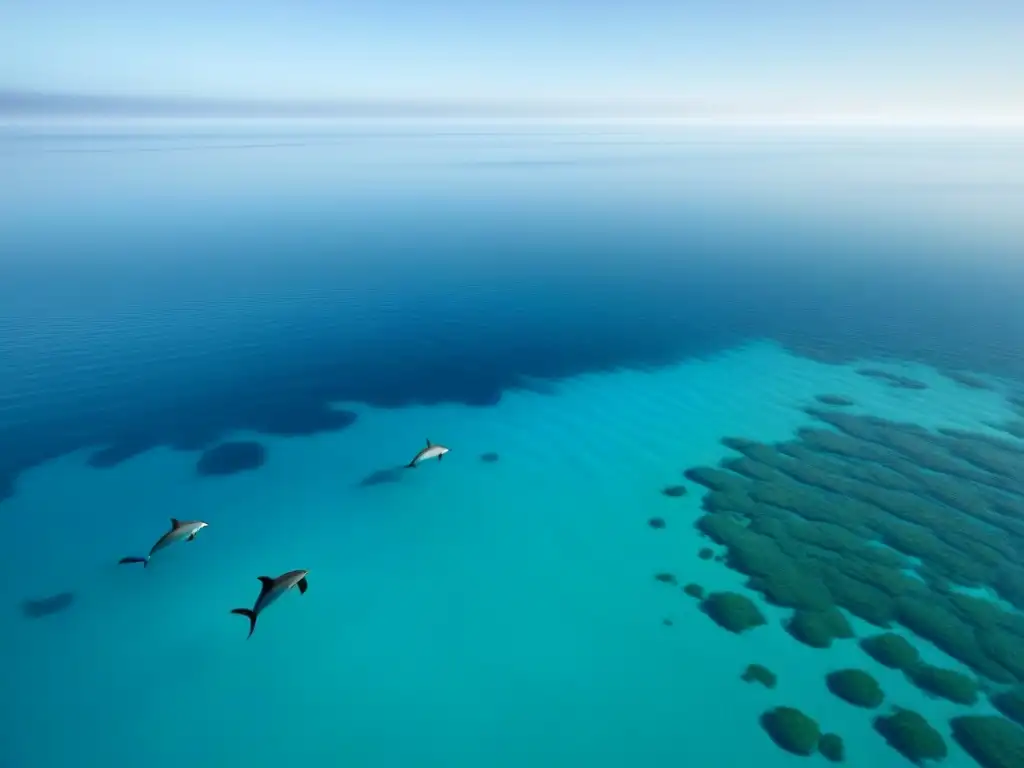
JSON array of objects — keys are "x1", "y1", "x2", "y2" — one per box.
[{"x1": 1, "y1": 122, "x2": 1024, "y2": 767}]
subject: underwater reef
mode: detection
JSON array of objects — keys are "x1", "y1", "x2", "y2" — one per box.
[
  {"x1": 950, "y1": 715, "x2": 1024, "y2": 768},
  {"x1": 480, "y1": 452, "x2": 500, "y2": 463},
  {"x1": 860, "y1": 633, "x2": 921, "y2": 671},
  {"x1": 661, "y1": 484, "x2": 687, "y2": 498},
  {"x1": 990, "y1": 687, "x2": 1024, "y2": 728},
  {"x1": 818, "y1": 733, "x2": 845, "y2": 763},
  {"x1": 904, "y1": 662, "x2": 979, "y2": 706},
  {"x1": 855, "y1": 368, "x2": 929, "y2": 390},
  {"x1": 20, "y1": 592, "x2": 74, "y2": 619},
  {"x1": 669, "y1": 389, "x2": 1024, "y2": 768},
  {"x1": 682, "y1": 583, "x2": 705, "y2": 600},
  {"x1": 992, "y1": 419, "x2": 1024, "y2": 440},
  {"x1": 759, "y1": 706, "x2": 822, "y2": 756},
  {"x1": 648, "y1": 517, "x2": 666, "y2": 529},
  {"x1": 825, "y1": 669, "x2": 885, "y2": 709},
  {"x1": 195, "y1": 441, "x2": 266, "y2": 477},
  {"x1": 873, "y1": 707, "x2": 947, "y2": 765},
  {"x1": 741, "y1": 663, "x2": 777, "y2": 689},
  {"x1": 941, "y1": 370, "x2": 993, "y2": 391},
  {"x1": 683, "y1": 403, "x2": 1024, "y2": 690},
  {"x1": 786, "y1": 607, "x2": 854, "y2": 649},
  {"x1": 815, "y1": 394, "x2": 855, "y2": 407},
  {"x1": 699, "y1": 591, "x2": 767, "y2": 634}
]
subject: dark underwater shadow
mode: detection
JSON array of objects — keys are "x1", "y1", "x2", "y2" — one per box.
[
  {"x1": 196, "y1": 441, "x2": 267, "y2": 477},
  {"x1": 356, "y1": 465, "x2": 407, "y2": 488},
  {"x1": 20, "y1": 592, "x2": 75, "y2": 619}
]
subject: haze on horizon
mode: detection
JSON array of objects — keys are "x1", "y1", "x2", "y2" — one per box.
[{"x1": 1, "y1": 0, "x2": 1022, "y2": 123}]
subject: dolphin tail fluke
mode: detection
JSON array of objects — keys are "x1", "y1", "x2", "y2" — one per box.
[
  {"x1": 405, "y1": 460, "x2": 417, "y2": 469},
  {"x1": 118, "y1": 556, "x2": 149, "y2": 568},
  {"x1": 231, "y1": 608, "x2": 258, "y2": 639}
]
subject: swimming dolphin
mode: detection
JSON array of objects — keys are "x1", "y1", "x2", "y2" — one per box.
[
  {"x1": 118, "y1": 518, "x2": 209, "y2": 568},
  {"x1": 406, "y1": 438, "x2": 449, "y2": 468},
  {"x1": 230, "y1": 570, "x2": 309, "y2": 639}
]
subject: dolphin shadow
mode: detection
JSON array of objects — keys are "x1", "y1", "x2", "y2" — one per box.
[
  {"x1": 356, "y1": 465, "x2": 407, "y2": 488},
  {"x1": 20, "y1": 591, "x2": 75, "y2": 619},
  {"x1": 196, "y1": 441, "x2": 267, "y2": 477}
]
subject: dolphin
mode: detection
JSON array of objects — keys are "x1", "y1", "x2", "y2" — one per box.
[
  {"x1": 118, "y1": 518, "x2": 209, "y2": 568},
  {"x1": 230, "y1": 569, "x2": 309, "y2": 639},
  {"x1": 405, "y1": 438, "x2": 450, "y2": 468}
]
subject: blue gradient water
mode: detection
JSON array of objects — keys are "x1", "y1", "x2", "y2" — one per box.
[{"x1": 2, "y1": 123, "x2": 1024, "y2": 767}]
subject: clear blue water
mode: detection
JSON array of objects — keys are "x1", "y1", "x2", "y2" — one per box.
[{"x1": 2, "y1": 123, "x2": 1024, "y2": 767}]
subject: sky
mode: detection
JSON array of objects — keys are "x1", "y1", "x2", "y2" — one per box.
[{"x1": 1, "y1": 0, "x2": 1022, "y2": 121}]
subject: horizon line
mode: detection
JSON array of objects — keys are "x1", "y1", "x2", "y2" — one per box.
[
  {"x1": 1, "y1": 89, "x2": 1022, "y2": 128},
  {"x1": 0, "y1": 88, "x2": 731, "y2": 118}
]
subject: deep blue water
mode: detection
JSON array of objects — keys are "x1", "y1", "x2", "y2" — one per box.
[
  {"x1": 3, "y1": 123, "x2": 1024, "y2": 768},
  {"x1": 3, "y1": 125, "x2": 1024, "y2": 498}
]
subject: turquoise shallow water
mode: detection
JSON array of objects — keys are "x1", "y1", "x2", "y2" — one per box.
[{"x1": 1, "y1": 340, "x2": 1017, "y2": 767}]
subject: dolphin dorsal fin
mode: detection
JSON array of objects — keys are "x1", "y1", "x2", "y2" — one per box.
[
  {"x1": 426, "y1": 438, "x2": 432, "y2": 447},
  {"x1": 257, "y1": 576, "x2": 275, "y2": 592},
  {"x1": 170, "y1": 517, "x2": 181, "y2": 529}
]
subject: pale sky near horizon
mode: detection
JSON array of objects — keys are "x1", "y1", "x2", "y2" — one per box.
[{"x1": 1, "y1": 0, "x2": 1022, "y2": 119}]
